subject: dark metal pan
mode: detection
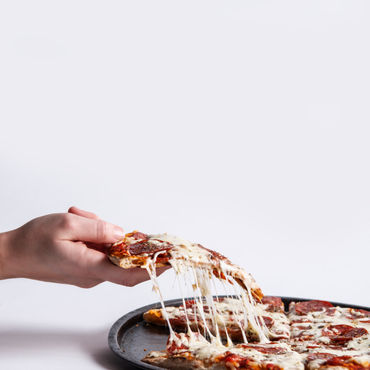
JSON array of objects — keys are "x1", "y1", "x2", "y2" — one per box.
[{"x1": 108, "y1": 296, "x2": 370, "y2": 370}]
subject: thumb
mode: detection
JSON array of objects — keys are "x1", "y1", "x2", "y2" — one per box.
[{"x1": 61, "y1": 213, "x2": 124, "y2": 244}]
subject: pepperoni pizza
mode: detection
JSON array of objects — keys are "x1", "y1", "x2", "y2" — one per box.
[
  {"x1": 107, "y1": 231, "x2": 263, "y2": 301},
  {"x1": 107, "y1": 231, "x2": 369, "y2": 369},
  {"x1": 143, "y1": 299, "x2": 370, "y2": 369}
]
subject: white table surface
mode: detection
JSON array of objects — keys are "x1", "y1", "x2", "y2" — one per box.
[
  {"x1": 0, "y1": 279, "x2": 153, "y2": 370},
  {"x1": 1, "y1": 1, "x2": 369, "y2": 368},
  {"x1": 1, "y1": 269, "x2": 368, "y2": 369}
]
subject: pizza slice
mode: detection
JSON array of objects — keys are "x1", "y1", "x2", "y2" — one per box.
[
  {"x1": 304, "y1": 351, "x2": 370, "y2": 369},
  {"x1": 288, "y1": 300, "x2": 370, "y2": 368},
  {"x1": 107, "y1": 231, "x2": 263, "y2": 301},
  {"x1": 142, "y1": 332, "x2": 304, "y2": 369},
  {"x1": 288, "y1": 300, "x2": 370, "y2": 350},
  {"x1": 288, "y1": 300, "x2": 370, "y2": 327},
  {"x1": 107, "y1": 231, "x2": 171, "y2": 268},
  {"x1": 143, "y1": 296, "x2": 290, "y2": 342}
]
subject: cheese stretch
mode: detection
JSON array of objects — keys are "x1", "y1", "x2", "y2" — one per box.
[
  {"x1": 143, "y1": 233, "x2": 269, "y2": 347},
  {"x1": 159, "y1": 297, "x2": 291, "y2": 341},
  {"x1": 140, "y1": 233, "x2": 370, "y2": 368}
]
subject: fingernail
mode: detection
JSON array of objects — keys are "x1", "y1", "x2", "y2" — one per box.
[{"x1": 113, "y1": 227, "x2": 125, "y2": 240}]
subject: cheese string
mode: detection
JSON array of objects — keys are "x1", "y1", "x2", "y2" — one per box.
[
  {"x1": 220, "y1": 279, "x2": 248, "y2": 344},
  {"x1": 144, "y1": 251, "x2": 175, "y2": 339},
  {"x1": 144, "y1": 237, "x2": 269, "y2": 346},
  {"x1": 176, "y1": 272, "x2": 192, "y2": 334},
  {"x1": 211, "y1": 277, "x2": 234, "y2": 347}
]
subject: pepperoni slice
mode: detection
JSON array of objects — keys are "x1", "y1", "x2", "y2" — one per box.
[
  {"x1": 346, "y1": 308, "x2": 370, "y2": 320},
  {"x1": 291, "y1": 319, "x2": 312, "y2": 324},
  {"x1": 322, "y1": 324, "x2": 368, "y2": 344},
  {"x1": 261, "y1": 297, "x2": 284, "y2": 312},
  {"x1": 294, "y1": 300, "x2": 333, "y2": 315},
  {"x1": 239, "y1": 345, "x2": 287, "y2": 355},
  {"x1": 155, "y1": 253, "x2": 171, "y2": 265},
  {"x1": 183, "y1": 302, "x2": 211, "y2": 313},
  {"x1": 305, "y1": 343, "x2": 322, "y2": 349},
  {"x1": 307, "y1": 353, "x2": 365, "y2": 369},
  {"x1": 128, "y1": 240, "x2": 172, "y2": 255},
  {"x1": 293, "y1": 331, "x2": 315, "y2": 341},
  {"x1": 325, "y1": 355, "x2": 363, "y2": 368},
  {"x1": 261, "y1": 316, "x2": 274, "y2": 328},
  {"x1": 169, "y1": 316, "x2": 190, "y2": 327},
  {"x1": 223, "y1": 327, "x2": 243, "y2": 341},
  {"x1": 126, "y1": 231, "x2": 148, "y2": 240},
  {"x1": 184, "y1": 300, "x2": 196, "y2": 308},
  {"x1": 306, "y1": 352, "x2": 335, "y2": 361}
]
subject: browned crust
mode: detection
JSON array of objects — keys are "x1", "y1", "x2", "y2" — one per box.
[
  {"x1": 246, "y1": 284, "x2": 263, "y2": 302},
  {"x1": 315, "y1": 366, "x2": 369, "y2": 369},
  {"x1": 108, "y1": 255, "x2": 168, "y2": 269},
  {"x1": 143, "y1": 310, "x2": 167, "y2": 327},
  {"x1": 143, "y1": 351, "x2": 288, "y2": 369},
  {"x1": 305, "y1": 352, "x2": 370, "y2": 369},
  {"x1": 143, "y1": 309, "x2": 199, "y2": 332},
  {"x1": 143, "y1": 309, "x2": 261, "y2": 342},
  {"x1": 142, "y1": 352, "x2": 224, "y2": 369}
]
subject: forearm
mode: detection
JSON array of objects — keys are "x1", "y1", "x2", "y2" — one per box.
[{"x1": 0, "y1": 230, "x2": 15, "y2": 279}]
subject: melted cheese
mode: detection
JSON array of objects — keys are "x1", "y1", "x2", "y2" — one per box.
[
  {"x1": 143, "y1": 250, "x2": 176, "y2": 339},
  {"x1": 141, "y1": 233, "x2": 370, "y2": 368},
  {"x1": 289, "y1": 305, "x2": 370, "y2": 353},
  {"x1": 147, "y1": 336, "x2": 304, "y2": 369},
  {"x1": 142, "y1": 232, "x2": 270, "y2": 355},
  {"x1": 158, "y1": 297, "x2": 291, "y2": 347},
  {"x1": 303, "y1": 347, "x2": 370, "y2": 370},
  {"x1": 288, "y1": 304, "x2": 370, "y2": 368}
]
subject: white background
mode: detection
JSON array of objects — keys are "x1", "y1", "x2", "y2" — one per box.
[{"x1": 0, "y1": 1, "x2": 369, "y2": 369}]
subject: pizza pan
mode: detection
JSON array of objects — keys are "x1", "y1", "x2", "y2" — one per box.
[{"x1": 108, "y1": 297, "x2": 370, "y2": 370}]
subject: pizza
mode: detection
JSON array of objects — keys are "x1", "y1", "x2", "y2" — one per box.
[
  {"x1": 142, "y1": 298, "x2": 370, "y2": 369},
  {"x1": 108, "y1": 231, "x2": 369, "y2": 369},
  {"x1": 143, "y1": 296, "x2": 290, "y2": 342},
  {"x1": 144, "y1": 333, "x2": 304, "y2": 369},
  {"x1": 107, "y1": 231, "x2": 263, "y2": 301}
]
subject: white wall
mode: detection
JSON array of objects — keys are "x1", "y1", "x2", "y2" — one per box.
[{"x1": 1, "y1": 0, "x2": 369, "y2": 329}]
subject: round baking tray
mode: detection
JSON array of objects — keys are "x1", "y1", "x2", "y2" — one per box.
[{"x1": 108, "y1": 297, "x2": 370, "y2": 370}]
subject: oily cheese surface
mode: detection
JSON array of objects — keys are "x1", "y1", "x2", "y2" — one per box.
[{"x1": 108, "y1": 297, "x2": 370, "y2": 370}]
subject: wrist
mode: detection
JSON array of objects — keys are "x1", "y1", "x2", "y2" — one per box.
[{"x1": 0, "y1": 230, "x2": 16, "y2": 279}]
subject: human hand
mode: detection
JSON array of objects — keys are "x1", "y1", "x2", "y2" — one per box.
[{"x1": 0, "y1": 207, "x2": 168, "y2": 288}]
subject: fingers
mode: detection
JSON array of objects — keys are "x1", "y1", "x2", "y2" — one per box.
[
  {"x1": 60, "y1": 213, "x2": 124, "y2": 244},
  {"x1": 66, "y1": 207, "x2": 122, "y2": 248},
  {"x1": 68, "y1": 206, "x2": 99, "y2": 220},
  {"x1": 84, "y1": 249, "x2": 169, "y2": 287},
  {"x1": 85, "y1": 242, "x2": 110, "y2": 253},
  {"x1": 87, "y1": 251, "x2": 148, "y2": 286}
]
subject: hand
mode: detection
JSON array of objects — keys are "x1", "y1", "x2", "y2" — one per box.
[{"x1": 0, "y1": 207, "x2": 168, "y2": 288}]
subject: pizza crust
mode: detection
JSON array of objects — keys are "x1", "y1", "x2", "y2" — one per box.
[
  {"x1": 143, "y1": 309, "x2": 167, "y2": 327},
  {"x1": 108, "y1": 255, "x2": 168, "y2": 269},
  {"x1": 142, "y1": 351, "x2": 224, "y2": 369}
]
